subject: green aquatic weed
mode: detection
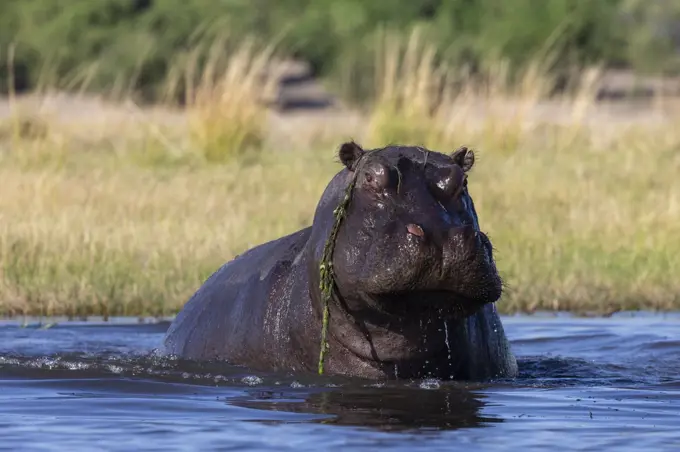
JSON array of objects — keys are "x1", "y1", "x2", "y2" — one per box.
[{"x1": 317, "y1": 152, "x2": 370, "y2": 375}]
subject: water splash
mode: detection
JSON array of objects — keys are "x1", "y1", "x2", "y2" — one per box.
[
  {"x1": 241, "y1": 375, "x2": 264, "y2": 386},
  {"x1": 419, "y1": 378, "x2": 441, "y2": 390}
]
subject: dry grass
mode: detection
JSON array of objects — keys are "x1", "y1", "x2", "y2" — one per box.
[
  {"x1": 0, "y1": 33, "x2": 679, "y2": 318},
  {"x1": 169, "y1": 36, "x2": 282, "y2": 164},
  {"x1": 0, "y1": 151, "x2": 335, "y2": 318},
  {"x1": 1, "y1": 34, "x2": 284, "y2": 169},
  {"x1": 364, "y1": 28, "x2": 680, "y2": 313},
  {"x1": 365, "y1": 27, "x2": 606, "y2": 154},
  {"x1": 471, "y1": 128, "x2": 680, "y2": 313}
]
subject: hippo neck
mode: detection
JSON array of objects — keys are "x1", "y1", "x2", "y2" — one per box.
[
  {"x1": 303, "y1": 254, "x2": 451, "y2": 379},
  {"x1": 299, "y1": 222, "x2": 378, "y2": 377}
]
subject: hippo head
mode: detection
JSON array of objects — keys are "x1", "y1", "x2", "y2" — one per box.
[{"x1": 311, "y1": 142, "x2": 502, "y2": 338}]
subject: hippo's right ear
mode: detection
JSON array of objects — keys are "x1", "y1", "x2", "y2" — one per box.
[
  {"x1": 451, "y1": 146, "x2": 475, "y2": 173},
  {"x1": 339, "y1": 141, "x2": 365, "y2": 171}
]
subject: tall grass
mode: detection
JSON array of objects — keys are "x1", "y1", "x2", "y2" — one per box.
[
  {"x1": 0, "y1": 33, "x2": 679, "y2": 318},
  {"x1": 366, "y1": 28, "x2": 679, "y2": 313},
  {"x1": 1, "y1": 35, "x2": 282, "y2": 169},
  {"x1": 0, "y1": 153, "x2": 334, "y2": 318},
  {"x1": 366, "y1": 27, "x2": 605, "y2": 154},
  {"x1": 168, "y1": 36, "x2": 282, "y2": 164}
]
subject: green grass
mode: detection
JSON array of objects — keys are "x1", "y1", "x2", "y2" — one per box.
[
  {"x1": 0, "y1": 33, "x2": 678, "y2": 319},
  {"x1": 471, "y1": 139, "x2": 680, "y2": 313},
  {"x1": 0, "y1": 122, "x2": 678, "y2": 318},
  {"x1": 360, "y1": 30, "x2": 680, "y2": 314},
  {"x1": 0, "y1": 149, "x2": 336, "y2": 318},
  {"x1": 1, "y1": 0, "x2": 663, "y2": 102}
]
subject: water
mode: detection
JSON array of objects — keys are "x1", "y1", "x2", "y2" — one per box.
[{"x1": 1, "y1": 313, "x2": 679, "y2": 451}]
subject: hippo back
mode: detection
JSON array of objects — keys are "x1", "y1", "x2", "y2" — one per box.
[{"x1": 163, "y1": 227, "x2": 312, "y2": 364}]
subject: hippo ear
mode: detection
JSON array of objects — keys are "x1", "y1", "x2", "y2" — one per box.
[
  {"x1": 451, "y1": 146, "x2": 475, "y2": 173},
  {"x1": 338, "y1": 141, "x2": 365, "y2": 171}
]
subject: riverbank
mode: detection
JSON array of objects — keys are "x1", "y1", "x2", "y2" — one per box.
[
  {"x1": 0, "y1": 107, "x2": 677, "y2": 318},
  {"x1": 1, "y1": 38, "x2": 678, "y2": 318}
]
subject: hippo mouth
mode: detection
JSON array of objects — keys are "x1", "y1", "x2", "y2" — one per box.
[
  {"x1": 365, "y1": 287, "x2": 498, "y2": 322},
  {"x1": 336, "y1": 286, "x2": 496, "y2": 363},
  {"x1": 391, "y1": 289, "x2": 495, "y2": 306}
]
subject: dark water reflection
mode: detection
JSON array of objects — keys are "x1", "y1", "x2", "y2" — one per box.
[
  {"x1": 231, "y1": 384, "x2": 501, "y2": 432},
  {"x1": 0, "y1": 313, "x2": 679, "y2": 451}
]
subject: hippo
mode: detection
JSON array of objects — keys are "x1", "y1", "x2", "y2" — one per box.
[{"x1": 162, "y1": 142, "x2": 518, "y2": 381}]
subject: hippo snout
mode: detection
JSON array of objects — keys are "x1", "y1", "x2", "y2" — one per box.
[{"x1": 444, "y1": 225, "x2": 484, "y2": 257}]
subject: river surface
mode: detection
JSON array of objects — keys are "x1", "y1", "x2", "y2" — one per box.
[{"x1": 0, "y1": 313, "x2": 678, "y2": 451}]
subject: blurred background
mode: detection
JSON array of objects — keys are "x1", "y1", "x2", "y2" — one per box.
[
  {"x1": 3, "y1": 0, "x2": 680, "y2": 101},
  {"x1": 0, "y1": 0, "x2": 678, "y2": 319}
]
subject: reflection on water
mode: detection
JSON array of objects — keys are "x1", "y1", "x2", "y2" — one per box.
[
  {"x1": 0, "y1": 313, "x2": 679, "y2": 451},
  {"x1": 230, "y1": 385, "x2": 501, "y2": 432}
]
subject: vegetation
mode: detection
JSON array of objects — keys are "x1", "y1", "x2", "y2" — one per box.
[
  {"x1": 1, "y1": 3, "x2": 679, "y2": 318},
  {"x1": 2, "y1": 0, "x2": 680, "y2": 104},
  {"x1": 1, "y1": 27, "x2": 679, "y2": 319}
]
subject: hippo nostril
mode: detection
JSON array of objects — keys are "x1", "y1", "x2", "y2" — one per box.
[
  {"x1": 452, "y1": 226, "x2": 481, "y2": 247},
  {"x1": 406, "y1": 223, "x2": 424, "y2": 237}
]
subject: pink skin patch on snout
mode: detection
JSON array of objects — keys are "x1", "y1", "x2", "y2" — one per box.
[{"x1": 406, "y1": 223, "x2": 424, "y2": 237}]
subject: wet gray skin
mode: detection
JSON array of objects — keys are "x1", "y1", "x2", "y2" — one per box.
[{"x1": 162, "y1": 142, "x2": 518, "y2": 380}]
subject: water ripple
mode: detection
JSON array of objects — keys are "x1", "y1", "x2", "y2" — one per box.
[{"x1": 0, "y1": 314, "x2": 678, "y2": 451}]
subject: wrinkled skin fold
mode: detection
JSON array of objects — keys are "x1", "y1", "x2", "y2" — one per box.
[{"x1": 163, "y1": 143, "x2": 518, "y2": 380}]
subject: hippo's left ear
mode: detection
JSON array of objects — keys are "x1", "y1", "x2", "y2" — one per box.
[
  {"x1": 338, "y1": 141, "x2": 365, "y2": 171},
  {"x1": 451, "y1": 146, "x2": 475, "y2": 173}
]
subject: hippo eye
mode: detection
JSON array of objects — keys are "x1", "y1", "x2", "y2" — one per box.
[
  {"x1": 363, "y1": 163, "x2": 391, "y2": 191},
  {"x1": 432, "y1": 165, "x2": 465, "y2": 199}
]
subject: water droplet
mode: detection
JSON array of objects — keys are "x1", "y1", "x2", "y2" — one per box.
[{"x1": 444, "y1": 321, "x2": 451, "y2": 360}]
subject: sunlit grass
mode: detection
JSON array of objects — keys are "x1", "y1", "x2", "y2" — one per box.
[
  {"x1": 1, "y1": 123, "x2": 677, "y2": 318},
  {"x1": 1, "y1": 34, "x2": 282, "y2": 169},
  {"x1": 167, "y1": 35, "x2": 281, "y2": 164},
  {"x1": 365, "y1": 27, "x2": 606, "y2": 155},
  {"x1": 470, "y1": 126, "x2": 680, "y2": 313},
  {"x1": 0, "y1": 150, "x2": 336, "y2": 318},
  {"x1": 361, "y1": 27, "x2": 680, "y2": 314},
  {"x1": 1, "y1": 33, "x2": 679, "y2": 317}
]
